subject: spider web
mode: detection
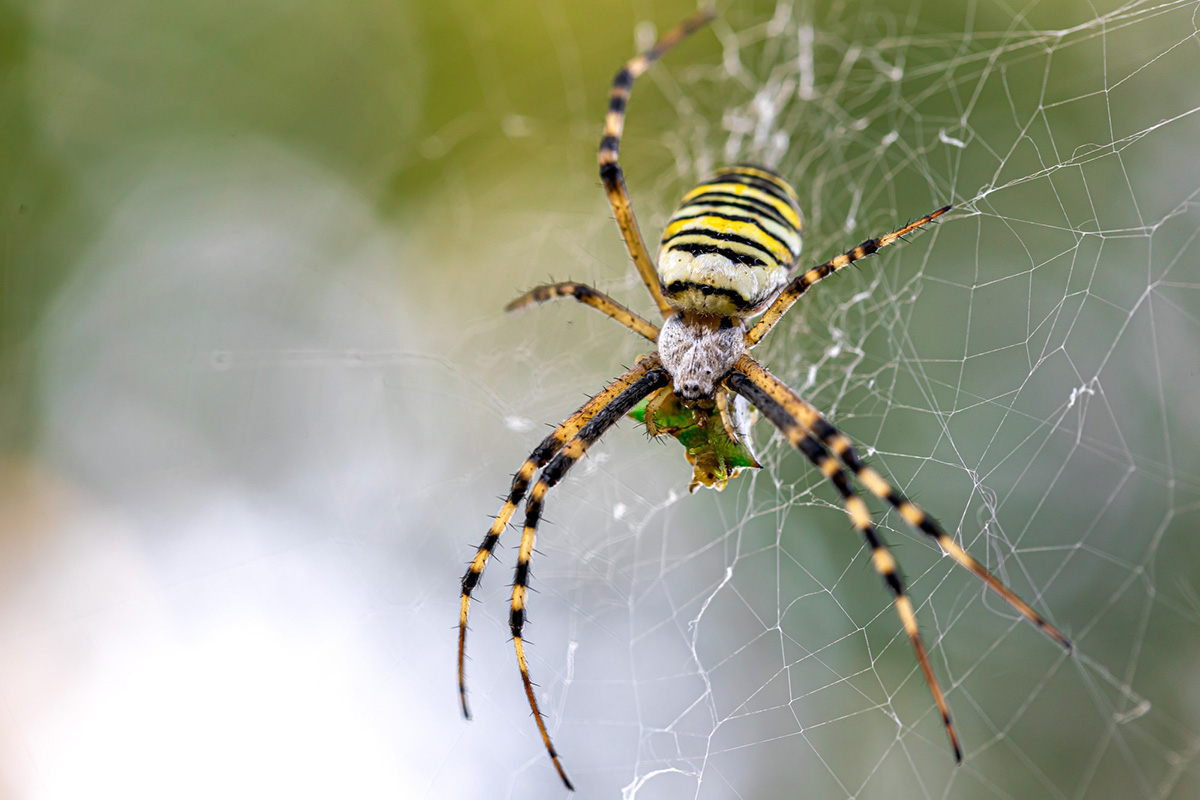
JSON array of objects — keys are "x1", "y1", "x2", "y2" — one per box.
[
  {"x1": 448, "y1": 2, "x2": 1200, "y2": 798},
  {"x1": 3, "y1": 1, "x2": 1198, "y2": 799}
]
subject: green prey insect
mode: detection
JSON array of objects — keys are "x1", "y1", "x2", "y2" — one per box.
[
  {"x1": 629, "y1": 382, "x2": 759, "y2": 491},
  {"x1": 457, "y1": 8, "x2": 1072, "y2": 790}
]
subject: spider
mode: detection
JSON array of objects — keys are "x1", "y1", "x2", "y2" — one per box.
[{"x1": 457, "y1": 8, "x2": 1071, "y2": 790}]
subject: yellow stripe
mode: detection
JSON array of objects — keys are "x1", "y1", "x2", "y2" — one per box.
[
  {"x1": 470, "y1": 549, "x2": 490, "y2": 572},
  {"x1": 827, "y1": 434, "x2": 851, "y2": 456},
  {"x1": 665, "y1": 233, "x2": 782, "y2": 267},
  {"x1": 662, "y1": 215, "x2": 794, "y2": 262},
  {"x1": 518, "y1": 530, "x2": 537, "y2": 561},
  {"x1": 895, "y1": 595, "x2": 920, "y2": 637},
  {"x1": 680, "y1": 182, "x2": 802, "y2": 230},
  {"x1": 673, "y1": 202, "x2": 802, "y2": 252},
  {"x1": 858, "y1": 468, "x2": 892, "y2": 499},
  {"x1": 938, "y1": 535, "x2": 973, "y2": 567},
  {"x1": 846, "y1": 496, "x2": 872, "y2": 530},
  {"x1": 898, "y1": 501, "x2": 924, "y2": 527},
  {"x1": 714, "y1": 165, "x2": 801, "y2": 202}
]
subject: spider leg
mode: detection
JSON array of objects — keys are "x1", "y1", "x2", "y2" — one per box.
[
  {"x1": 505, "y1": 282, "x2": 660, "y2": 342},
  {"x1": 459, "y1": 357, "x2": 660, "y2": 720},
  {"x1": 725, "y1": 361, "x2": 962, "y2": 761},
  {"x1": 734, "y1": 356, "x2": 1072, "y2": 651},
  {"x1": 511, "y1": 364, "x2": 670, "y2": 790},
  {"x1": 640, "y1": 385, "x2": 679, "y2": 437},
  {"x1": 599, "y1": 7, "x2": 716, "y2": 317},
  {"x1": 745, "y1": 205, "x2": 951, "y2": 347}
]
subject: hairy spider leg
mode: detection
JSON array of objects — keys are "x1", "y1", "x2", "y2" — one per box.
[
  {"x1": 746, "y1": 205, "x2": 951, "y2": 346},
  {"x1": 734, "y1": 356, "x2": 1072, "y2": 650},
  {"x1": 458, "y1": 357, "x2": 660, "y2": 719},
  {"x1": 510, "y1": 365, "x2": 670, "y2": 790},
  {"x1": 505, "y1": 282, "x2": 660, "y2": 342},
  {"x1": 599, "y1": 6, "x2": 716, "y2": 317},
  {"x1": 725, "y1": 363, "x2": 962, "y2": 761}
]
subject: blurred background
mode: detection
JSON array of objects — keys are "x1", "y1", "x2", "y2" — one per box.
[{"x1": 2, "y1": 0, "x2": 1199, "y2": 798}]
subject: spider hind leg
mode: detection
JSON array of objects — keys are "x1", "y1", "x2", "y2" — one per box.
[
  {"x1": 726, "y1": 362, "x2": 962, "y2": 760},
  {"x1": 738, "y1": 355, "x2": 1072, "y2": 651},
  {"x1": 727, "y1": 354, "x2": 1073, "y2": 762},
  {"x1": 819, "y1": 424, "x2": 1073, "y2": 650}
]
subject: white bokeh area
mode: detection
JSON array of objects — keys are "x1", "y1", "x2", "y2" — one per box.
[{"x1": 2, "y1": 146, "x2": 459, "y2": 798}]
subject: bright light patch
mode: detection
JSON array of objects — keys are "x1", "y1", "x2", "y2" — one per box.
[{"x1": 37, "y1": 622, "x2": 410, "y2": 800}]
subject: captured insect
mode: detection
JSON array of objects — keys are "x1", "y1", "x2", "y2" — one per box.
[{"x1": 457, "y1": 8, "x2": 1072, "y2": 789}]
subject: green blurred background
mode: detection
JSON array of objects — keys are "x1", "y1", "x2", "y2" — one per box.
[{"x1": 2, "y1": 0, "x2": 1199, "y2": 798}]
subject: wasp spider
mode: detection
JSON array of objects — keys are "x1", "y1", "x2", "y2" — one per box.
[{"x1": 457, "y1": 8, "x2": 1072, "y2": 789}]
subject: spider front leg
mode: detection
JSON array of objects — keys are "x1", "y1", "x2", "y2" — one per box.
[
  {"x1": 746, "y1": 205, "x2": 951, "y2": 347},
  {"x1": 510, "y1": 364, "x2": 669, "y2": 790},
  {"x1": 725, "y1": 363, "x2": 962, "y2": 761},
  {"x1": 734, "y1": 356, "x2": 1072, "y2": 651},
  {"x1": 599, "y1": 7, "x2": 716, "y2": 316},
  {"x1": 458, "y1": 357, "x2": 661, "y2": 720},
  {"x1": 505, "y1": 281, "x2": 660, "y2": 342}
]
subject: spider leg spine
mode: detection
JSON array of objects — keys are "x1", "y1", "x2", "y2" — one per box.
[
  {"x1": 505, "y1": 281, "x2": 660, "y2": 342},
  {"x1": 810, "y1": 409, "x2": 1073, "y2": 651},
  {"x1": 746, "y1": 204, "x2": 951, "y2": 347},
  {"x1": 732, "y1": 355, "x2": 1070, "y2": 650},
  {"x1": 510, "y1": 365, "x2": 669, "y2": 790},
  {"x1": 458, "y1": 358, "x2": 660, "y2": 720},
  {"x1": 599, "y1": 7, "x2": 716, "y2": 317},
  {"x1": 726, "y1": 363, "x2": 961, "y2": 762}
]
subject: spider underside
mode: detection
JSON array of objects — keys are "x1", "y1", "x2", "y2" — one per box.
[{"x1": 457, "y1": 8, "x2": 1072, "y2": 790}]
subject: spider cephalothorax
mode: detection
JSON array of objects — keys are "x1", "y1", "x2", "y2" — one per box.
[
  {"x1": 655, "y1": 311, "x2": 745, "y2": 400},
  {"x1": 457, "y1": 8, "x2": 1072, "y2": 791}
]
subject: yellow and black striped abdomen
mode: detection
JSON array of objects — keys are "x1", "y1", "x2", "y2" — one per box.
[{"x1": 657, "y1": 165, "x2": 803, "y2": 316}]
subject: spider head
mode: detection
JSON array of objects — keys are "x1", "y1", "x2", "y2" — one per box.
[{"x1": 657, "y1": 313, "x2": 746, "y2": 401}]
